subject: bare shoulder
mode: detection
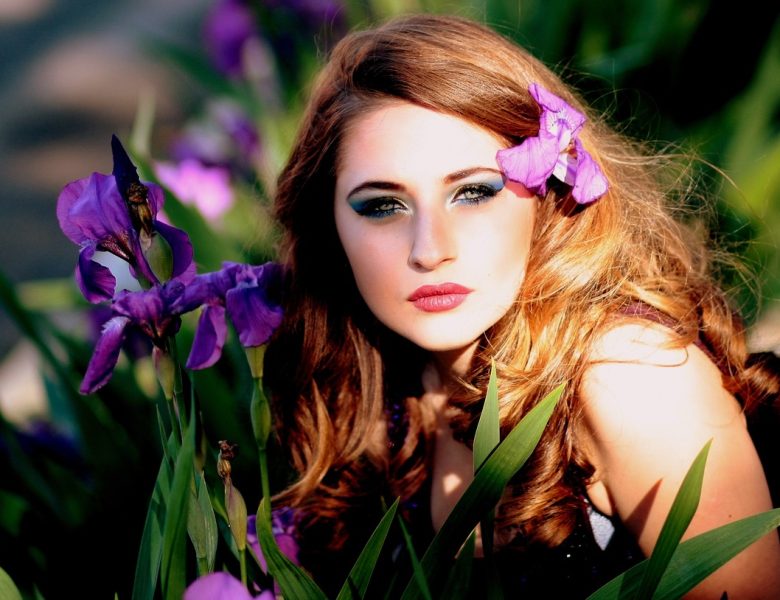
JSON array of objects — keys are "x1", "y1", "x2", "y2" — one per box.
[
  {"x1": 581, "y1": 321, "x2": 743, "y2": 439},
  {"x1": 578, "y1": 321, "x2": 780, "y2": 598}
]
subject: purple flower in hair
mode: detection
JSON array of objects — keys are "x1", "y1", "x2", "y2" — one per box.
[
  {"x1": 81, "y1": 281, "x2": 186, "y2": 394},
  {"x1": 176, "y1": 262, "x2": 283, "y2": 370},
  {"x1": 496, "y1": 83, "x2": 608, "y2": 204},
  {"x1": 57, "y1": 136, "x2": 195, "y2": 302}
]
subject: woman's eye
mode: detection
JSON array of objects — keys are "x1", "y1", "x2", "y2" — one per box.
[
  {"x1": 350, "y1": 198, "x2": 406, "y2": 219},
  {"x1": 453, "y1": 183, "x2": 502, "y2": 205}
]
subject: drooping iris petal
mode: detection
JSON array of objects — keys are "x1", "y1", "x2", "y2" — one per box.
[
  {"x1": 186, "y1": 304, "x2": 228, "y2": 370},
  {"x1": 76, "y1": 245, "x2": 116, "y2": 303},
  {"x1": 183, "y1": 571, "x2": 256, "y2": 600},
  {"x1": 80, "y1": 316, "x2": 131, "y2": 394},
  {"x1": 496, "y1": 133, "x2": 560, "y2": 194},
  {"x1": 225, "y1": 263, "x2": 283, "y2": 348},
  {"x1": 178, "y1": 262, "x2": 283, "y2": 369},
  {"x1": 226, "y1": 286, "x2": 283, "y2": 348},
  {"x1": 571, "y1": 139, "x2": 609, "y2": 204}
]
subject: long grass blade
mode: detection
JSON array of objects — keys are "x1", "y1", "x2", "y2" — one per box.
[
  {"x1": 635, "y1": 439, "x2": 712, "y2": 599},
  {"x1": 401, "y1": 383, "x2": 564, "y2": 599},
  {"x1": 396, "y1": 513, "x2": 433, "y2": 600},
  {"x1": 440, "y1": 532, "x2": 476, "y2": 600},
  {"x1": 160, "y1": 403, "x2": 195, "y2": 599},
  {"x1": 336, "y1": 499, "x2": 400, "y2": 600},
  {"x1": 256, "y1": 498, "x2": 328, "y2": 600},
  {"x1": 0, "y1": 566, "x2": 22, "y2": 600},
  {"x1": 132, "y1": 442, "x2": 173, "y2": 600},
  {"x1": 587, "y1": 508, "x2": 780, "y2": 599},
  {"x1": 473, "y1": 359, "x2": 500, "y2": 558}
]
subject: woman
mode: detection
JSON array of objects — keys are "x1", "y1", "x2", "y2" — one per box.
[{"x1": 265, "y1": 13, "x2": 780, "y2": 597}]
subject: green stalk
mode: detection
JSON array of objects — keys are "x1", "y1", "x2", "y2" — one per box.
[
  {"x1": 251, "y1": 375, "x2": 272, "y2": 514},
  {"x1": 240, "y1": 547, "x2": 248, "y2": 588}
]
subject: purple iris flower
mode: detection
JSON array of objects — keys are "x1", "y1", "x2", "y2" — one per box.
[
  {"x1": 176, "y1": 262, "x2": 283, "y2": 370},
  {"x1": 57, "y1": 137, "x2": 195, "y2": 302},
  {"x1": 246, "y1": 510, "x2": 299, "y2": 574},
  {"x1": 203, "y1": 0, "x2": 260, "y2": 77},
  {"x1": 496, "y1": 83, "x2": 608, "y2": 204},
  {"x1": 184, "y1": 571, "x2": 273, "y2": 600},
  {"x1": 184, "y1": 510, "x2": 296, "y2": 599},
  {"x1": 80, "y1": 281, "x2": 185, "y2": 394},
  {"x1": 155, "y1": 159, "x2": 235, "y2": 220}
]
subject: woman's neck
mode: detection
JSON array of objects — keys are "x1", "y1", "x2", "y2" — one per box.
[{"x1": 432, "y1": 339, "x2": 479, "y2": 380}]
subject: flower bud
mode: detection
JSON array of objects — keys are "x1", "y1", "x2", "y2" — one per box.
[
  {"x1": 244, "y1": 344, "x2": 266, "y2": 379},
  {"x1": 143, "y1": 232, "x2": 175, "y2": 283},
  {"x1": 153, "y1": 346, "x2": 176, "y2": 400}
]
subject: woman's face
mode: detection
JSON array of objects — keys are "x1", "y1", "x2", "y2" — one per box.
[{"x1": 334, "y1": 102, "x2": 537, "y2": 368}]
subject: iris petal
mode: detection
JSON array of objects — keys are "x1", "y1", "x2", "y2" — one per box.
[
  {"x1": 572, "y1": 139, "x2": 609, "y2": 204},
  {"x1": 80, "y1": 316, "x2": 130, "y2": 393},
  {"x1": 76, "y1": 245, "x2": 117, "y2": 303},
  {"x1": 186, "y1": 304, "x2": 228, "y2": 370}
]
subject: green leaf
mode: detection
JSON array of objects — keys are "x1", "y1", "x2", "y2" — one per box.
[
  {"x1": 401, "y1": 383, "x2": 564, "y2": 599},
  {"x1": 160, "y1": 405, "x2": 195, "y2": 600},
  {"x1": 635, "y1": 439, "x2": 712, "y2": 599},
  {"x1": 588, "y1": 508, "x2": 780, "y2": 600},
  {"x1": 187, "y1": 471, "x2": 219, "y2": 573},
  {"x1": 0, "y1": 566, "x2": 22, "y2": 600},
  {"x1": 473, "y1": 359, "x2": 500, "y2": 471},
  {"x1": 336, "y1": 499, "x2": 400, "y2": 600},
  {"x1": 256, "y1": 498, "x2": 328, "y2": 600},
  {"x1": 132, "y1": 445, "x2": 173, "y2": 600},
  {"x1": 473, "y1": 359, "x2": 500, "y2": 556},
  {"x1": 441, "y1": 532, "x2": 476, "y2": 600},
  {"x1": 397, "y1": 513, "x2": 433, "y2": 600}
]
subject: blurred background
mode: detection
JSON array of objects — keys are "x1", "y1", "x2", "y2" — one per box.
[{"x1": 0, "y1": 0, "x2": 778, "y2": 597}]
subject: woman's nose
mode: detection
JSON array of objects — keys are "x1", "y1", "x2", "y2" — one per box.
[{"x1": 408, "y1": 210, "x2": 456, "y2": 271}]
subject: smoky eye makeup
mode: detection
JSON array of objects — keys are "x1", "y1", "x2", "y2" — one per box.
[
  {"x1": 347, "y1": 196, "x2": 407, "y2": 219},
  {"x1": 451, "y1": 175, "x2": 506, "y2": 205}
]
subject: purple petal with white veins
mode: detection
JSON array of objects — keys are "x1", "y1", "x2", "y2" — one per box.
[
  {"x1": 226, "y1": 285, "x2": 283, "y2": 347},
  {"x1": 571, "y1": 139, "x2": 609, "y2": 204},
  {"x1": 154, "y1": 220, "x2": 196, "y2": 283},
  {"x1": 186, "y1": 304, "x2": 228, "y2": 370},
  {"x1": 80, "y1": 316, "x2": 130, "y2": 393},
  {"x1": 496, "y1": 133, "x2": 559, "y2": 193},
  {"x1": 76, "y1": 245, "x2": 116, "y2": 303},
  {"x1": 183, "y1": 571, "x2": 255, "y2": 600}
]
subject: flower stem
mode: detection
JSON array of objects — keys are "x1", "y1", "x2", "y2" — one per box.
[
  {"x1": 250, "y1": 375, "x2": 272, "y2": 522},
  {"x1": 197, "y1": 556, "x2": 209, "y2": 576},
  {"x1": 239, "y1": 547, "x2": 247, "y2": 588},
  {"x1": 165, "y1": 337, "x2": 187, "y2": 436}
]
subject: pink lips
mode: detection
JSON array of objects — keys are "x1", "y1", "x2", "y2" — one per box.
[{"x1": 407, "y1": 283, "x2": 473, "y2": 312}]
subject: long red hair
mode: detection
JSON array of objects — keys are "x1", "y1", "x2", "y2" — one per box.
[{"x1": 265, "y1": 12, "x2": 778, "y2": 584}]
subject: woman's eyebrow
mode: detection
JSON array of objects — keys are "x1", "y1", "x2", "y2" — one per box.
[
  {"x1": 346, "y1": 181, "x2": 404, "y2": 199},
  {"x1": 443, "y1": 166, "x2": 503, "y2": 184}
]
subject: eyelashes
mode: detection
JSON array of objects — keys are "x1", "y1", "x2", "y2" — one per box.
[{"x1": 348, "y1": 181, "x2": 504, "y2": 219}]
